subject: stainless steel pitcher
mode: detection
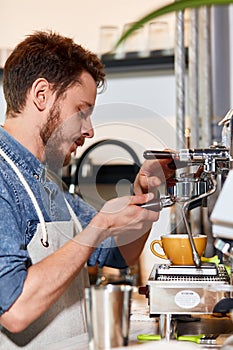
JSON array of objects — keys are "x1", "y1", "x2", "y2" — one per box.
[{"x1": 84, "y1": 284, "x2": 134, "y2": 349}]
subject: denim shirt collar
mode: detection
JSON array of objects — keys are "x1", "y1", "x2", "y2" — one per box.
[{"x1": 0, "y1": 127, "x2": 46, "y2": 182}]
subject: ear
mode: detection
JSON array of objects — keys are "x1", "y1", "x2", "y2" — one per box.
[{"x1": 31, "y1": 78, "x2": 51, "y2": 111}]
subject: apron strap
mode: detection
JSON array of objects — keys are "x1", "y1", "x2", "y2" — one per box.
[
  {"x1": 0, "y1": 148, "x2": 83, "y2": 246},
  {"x1": 65, "y1": 199, "x2": 83, "y2": 232},
  {"x1": 46, "y1": 169, "x2": 83, "y2": 233},
  {"x1": 0, "y1": 148, "x2": 49, "y2": 247}
]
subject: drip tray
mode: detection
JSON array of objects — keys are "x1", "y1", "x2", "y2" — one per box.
[
  {"x1": 176, "y1": 314, "x2": 233, "y2": 337},
  {"x1": 147, "y1": 264, "x2": 230, "y2": 315},
  {"x1": 156, "y1": 262, "x2": 218, "y2": 276},
  {"x1": 149, "y1": 263, "x2": 229, "y2": 283}
]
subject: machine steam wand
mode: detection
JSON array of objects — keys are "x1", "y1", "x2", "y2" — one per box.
[{"x1": 180, "y1": 174, "x2": 217, "y2": 268}]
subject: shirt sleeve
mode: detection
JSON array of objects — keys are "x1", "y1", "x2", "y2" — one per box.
[
  {"x1": 0, "y1": 197, "x2": 30, "y2": 315},
  {"x1": 65, "y1": 192, "x2": 127, "y2": 269},
  {"x1": 87, "y1": 237, "x2": 127, "y2": 268}
]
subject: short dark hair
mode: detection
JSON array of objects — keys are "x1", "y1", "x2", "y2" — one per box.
[{"x1": 3, "y1": 30, "x2": 106, "y2": 116}]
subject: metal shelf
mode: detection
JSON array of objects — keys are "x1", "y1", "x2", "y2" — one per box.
[{"x1": 101, "y1": 48, "x2": 188, "y2": 73}]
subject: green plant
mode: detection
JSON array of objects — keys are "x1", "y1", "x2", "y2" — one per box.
[{"x1": 114, "y1": 0, "x2": 233, "y2": 49}]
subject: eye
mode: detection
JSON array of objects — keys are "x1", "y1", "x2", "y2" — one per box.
[
  {"x1": 79, "y1": 109, "x2": 86, "y2": 119},
  {"x1": 78, "y1": 106, "x2": 93, "y2": 120}
]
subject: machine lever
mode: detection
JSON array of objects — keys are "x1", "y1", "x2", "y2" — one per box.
[
  {"x1": 139, "y1": 195, "x2": 175, "y2": 212},
  {"x1": 140, "y1": 201, "x2": 163, "y2": 212},
  {"x1": 143, "y1": 150, "x2": 188, "y2": 169}
]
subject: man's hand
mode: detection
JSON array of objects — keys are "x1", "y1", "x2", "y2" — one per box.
[{"x1": 133, "y1": 157, "x2": 175, "y2": 195}]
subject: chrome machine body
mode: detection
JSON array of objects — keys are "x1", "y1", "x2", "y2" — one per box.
[{"x1": 140, "y1": 110, "x2": 233, "y2": 340}]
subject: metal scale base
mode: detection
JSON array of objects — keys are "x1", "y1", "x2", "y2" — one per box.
[{"x1": 146, "y1": 263, "x2": 231, "y2": 340}]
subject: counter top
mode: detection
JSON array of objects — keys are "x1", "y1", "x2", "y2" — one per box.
[
  {"x1": 127, "y1": 293, "x2": 201, "y2": 349},
  {"x1": 46, "y1": 289, "x2": 233, "y2": 350}
]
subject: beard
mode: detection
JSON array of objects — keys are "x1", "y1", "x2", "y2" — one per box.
[{"x1": 40, "y1": 102, "x2": 73, "y2": 172}]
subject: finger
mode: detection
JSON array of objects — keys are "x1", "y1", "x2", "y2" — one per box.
[
  {"x1": 148, "y1": 160, "x2": 175, "y2": 180},
  {"x1": 140, "y1": 159, "x2": 162, "y2": 174},
  {"x1": 164, "y1": 165, "x2": 176, "y2": 179},
  {"x1": 138, "y1": 175, "x2": 162, "y2": 194},
  {"x1": 130, "y1": 192, "x2": 154, "y2": 205},
  {"x1": 147, "y1": 176, "x2": 163, "y2": 189},
  {"x1": 141, "y1": 159, "x2": 170, "y2": 180}
]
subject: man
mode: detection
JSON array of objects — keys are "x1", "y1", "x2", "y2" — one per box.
[{"x1": 0, "y1": 31, "x2": 173, "y2": 349}]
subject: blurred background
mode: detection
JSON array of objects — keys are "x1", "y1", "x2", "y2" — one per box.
[{"x1": 0, "y1": 0, "x2": 233, "y2": 285}]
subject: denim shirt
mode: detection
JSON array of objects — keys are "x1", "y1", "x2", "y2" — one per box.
[{"x1": 0, "y1": 127, "x2": 126, "y2": 315}]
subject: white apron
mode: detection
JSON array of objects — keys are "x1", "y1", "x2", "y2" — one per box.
[{"x1": 0, "y1": 149, "x2": 89, "y2": 349}]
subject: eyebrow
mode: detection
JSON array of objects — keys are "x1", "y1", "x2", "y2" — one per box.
[{"x1": 80, "y1": 100, "x2": 94, "y2": 109}]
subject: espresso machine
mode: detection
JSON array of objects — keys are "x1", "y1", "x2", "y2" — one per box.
[{"x1": 139, "y1": 109, "x2": 233, "y2": 340}]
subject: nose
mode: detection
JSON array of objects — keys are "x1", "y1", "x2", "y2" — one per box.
[{"x1": 81, "y1": 117, "x2": 94, "y2": 139}]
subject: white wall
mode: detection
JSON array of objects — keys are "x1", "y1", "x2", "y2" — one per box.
[
  {"x1": 0, "y1": 0, "x2": 173, "y2": 53},
  {"x1": 0, "y1": 0, "x2": 176, "y2": 124},
  {"x1": 1, "y1": 1, "x2": 231, "y2": 282},
  {"x1": 97, "y1": 71, "x2": 176, "y2": 117},
  {"x1": 1, "y1": 1, "x2": 232, "y2": 120}
]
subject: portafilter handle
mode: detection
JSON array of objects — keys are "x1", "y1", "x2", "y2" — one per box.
[{"x1": 139, "y1": 195, "x2": 175, "y2": 212}]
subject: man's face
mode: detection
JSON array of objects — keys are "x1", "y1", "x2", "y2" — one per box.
[{"x1": 41, "y1": 71, "x2": 97, "y2": 169}]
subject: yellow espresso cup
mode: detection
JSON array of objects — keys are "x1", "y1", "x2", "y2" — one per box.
[{"x1": 150, "y1": 234, "x2": 207, "y2": 265}]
